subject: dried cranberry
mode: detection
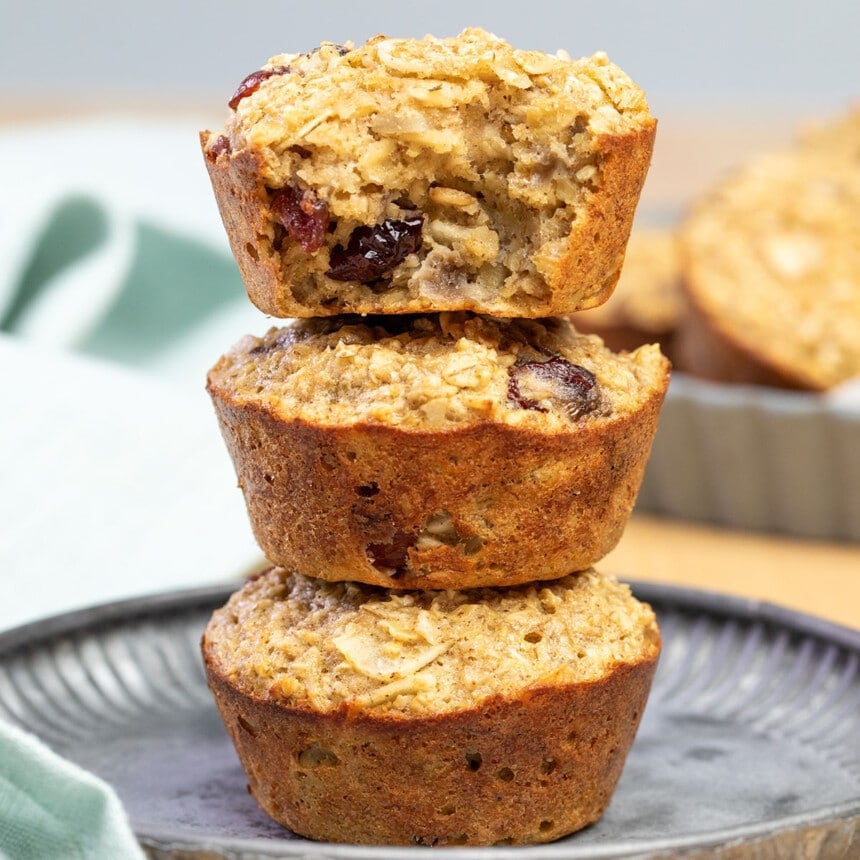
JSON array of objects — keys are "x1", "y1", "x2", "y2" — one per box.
[
  {"x1": 366, "y1": 530, "x2": 416, "y2": 574},
  {"x1": 326, "y1": 215, "x2": 424, "y2": 283},
  {"x1": 228, "y1": 65, "x2": 290, "y2": 110},
  {"x1": 507, "y1": 372, "x2": 544, "y2": 412},
  {"x1": 271, "y1": 185, "x2": 330, "y2": 253},
  {"x1": 207, "y1": 134, "x2": 231, "y2": 161},
  {"x1": 508, "y1": 356, "x2": 598, "y2": 418}
]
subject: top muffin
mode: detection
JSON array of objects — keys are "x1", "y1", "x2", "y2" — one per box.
[{"x1": 201, "y1": 28, "x2": 656, "y2": 318}]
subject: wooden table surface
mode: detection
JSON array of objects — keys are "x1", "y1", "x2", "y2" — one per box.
[
  {"x1": 605, "y1": 515, "x2": 859, "y2": 631},
  {"x1": 2, "y1": 103, "x2": 858, "y2": 631}
]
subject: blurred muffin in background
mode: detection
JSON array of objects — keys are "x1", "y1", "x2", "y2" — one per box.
[
  {"x1": 568, "y1": 228, "x2": 682, "y2": 362},
  {"x1": 675, "y1": 103, "x2": 860, "y2": 391}
]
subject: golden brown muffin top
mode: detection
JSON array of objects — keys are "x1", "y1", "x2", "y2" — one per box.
[
  {"x1": 208, "y1": 313, "x2": 669, "y2": 431},
  {"x1": 680, "y1": 144, "x2": 860, "y2": 390},
  {"x1": 224, "y1": 28, "x2": 652, "y2": 222},
  {"x1": 203, "y1": 568, "x2": 660, "y2": 716}
]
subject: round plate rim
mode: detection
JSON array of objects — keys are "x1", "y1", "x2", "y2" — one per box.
[{"x1": 0, "y1": 580, "x2": 858, "y2": 859}]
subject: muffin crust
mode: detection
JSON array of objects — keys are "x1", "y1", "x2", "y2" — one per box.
[
  {"x1": 207, "y1": 314, "x2": 669, "y2": 588},
  {"x1": 677, "y1": 107, "x2": 860, "y2": 390},
  {"x1": 201, "y1": 28, "x2": 656, "y2": 318},
  {"x1": 202, "y1": 568, "x2": 661, "y2": 845}
]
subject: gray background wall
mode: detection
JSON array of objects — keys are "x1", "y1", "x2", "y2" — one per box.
[{"x1": 3, "y1": 0, "x2": 858, "y2": 116}]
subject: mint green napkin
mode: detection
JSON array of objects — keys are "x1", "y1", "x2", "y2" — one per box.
[
  {"x1": 0, "y1": 719, "x2": 144, "y2": 860},
  {"x1": 0, "y1": 125, "x2": 265, "y2": 854},
  {"x1": 0, "y1": 195, "x2": 255, "y2": 854},
  {"x1": 0, "y1": 193, "x2": 262, "y2": 386}
]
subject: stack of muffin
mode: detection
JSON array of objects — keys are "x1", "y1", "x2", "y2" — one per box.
[{"x1": 199, "y1": 29, "x2": 669, "y2": 847}]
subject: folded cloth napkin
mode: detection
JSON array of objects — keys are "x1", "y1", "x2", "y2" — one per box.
[
  {"x1": 0, "y1": 190, "x2": 266, "y2": 390},
  {"x1": 0, "y1": 119, "x2": 267, "y2": 853},
  {"x1": 0, "y1": 719, "x2": 144, "y2": 860},
  {"x1": 0, "y1": 118, "x2": 267, "y2": 390}
]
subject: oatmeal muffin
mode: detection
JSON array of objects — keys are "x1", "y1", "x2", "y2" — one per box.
[
  {"x1": 206, "y1": 313, "x2": 669, "y2": 589},
  {"x1": 201, "y1": 28, "x2": 656, "y2": 319},
  {"x1": 202, "y1": 566, "x2": 661, "y2": 845},
  {"x1": 677, "y1": 108, "x2": 860, "y2": 390},
  {"x1": 569, "y1": 227, "x2": 682, "y2": 359}
]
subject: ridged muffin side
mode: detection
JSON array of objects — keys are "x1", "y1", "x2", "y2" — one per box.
[
  {"x1": 206, "y1": 313, "x2": 670, "y2": 589},
  {"x1": 202, "y1": 567, "x2": 661, "y2": 846}
]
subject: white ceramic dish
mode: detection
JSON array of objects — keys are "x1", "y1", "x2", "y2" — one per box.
[{"x1": 636, "y1": 371, "x2": 860, "y2": 541}]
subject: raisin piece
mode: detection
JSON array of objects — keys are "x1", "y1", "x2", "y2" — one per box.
[
  {"x1": 508, "y1": 356, "x2": 598, "y2": 419},
  {"x1": 326, "y1": 215, "x2": 423, "y2": 283},
  {"x1": 366, "y1": 530, "x2": 416, "y2": 574},
  {"x1": 206, "y1": 134, "x2": 231, "y2": 161},
  {"x1": 271, "y1": 185, "x2": 330, "y2": 253},
  {"x1": 507, "y1": 372, "x2": 544, "y2": 412},
  {"x1": 229, "y1": 66, "x2": 290, "y2": 110}
]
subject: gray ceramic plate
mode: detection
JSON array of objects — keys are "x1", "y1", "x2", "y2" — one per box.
[{"x1": 0, "y1": 583, "x2": 858, "y2": 859}]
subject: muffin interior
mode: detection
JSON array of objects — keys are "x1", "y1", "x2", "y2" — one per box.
[{"x1": 206, "y1": 29, "x2": 653, "y2": 313}]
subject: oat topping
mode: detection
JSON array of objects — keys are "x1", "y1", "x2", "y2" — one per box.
[
  {"x1": 210, "y1": 313, "x2": 667, "y2": 431},
  {"x1": 204, "y1": 568, "x2": 659, "y2": 715}
]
